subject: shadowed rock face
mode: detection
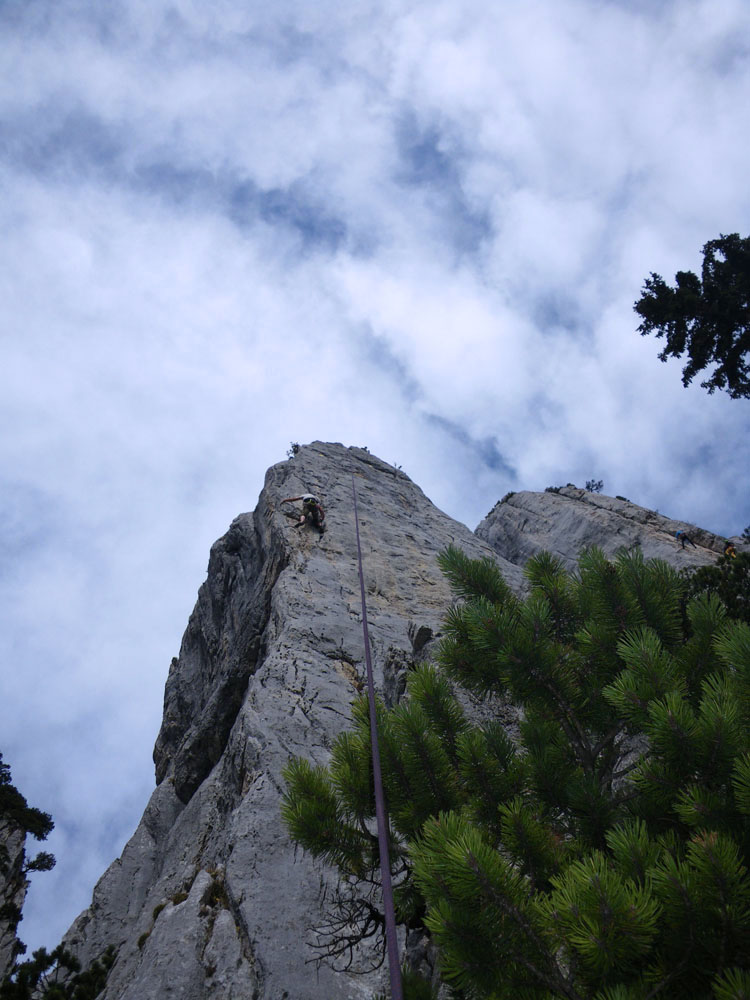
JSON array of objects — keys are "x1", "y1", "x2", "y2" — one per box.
[
  {"x1": 60, "y1": 448, "x2": 725, "y2": 999},
  {"x1": 0, "y1": 822, "x2": 27, "y2": 980}
]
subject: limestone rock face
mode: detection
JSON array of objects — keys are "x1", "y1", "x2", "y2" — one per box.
[
  {"x1": 62, "y1": 451, "x2": 736, "y2": 999},
  {"x1": 64, "y1": 443, "x2": 521, "y2": 999},
  {"x1": 477, "y1": 486, "x2": 737, "y2": 574}
]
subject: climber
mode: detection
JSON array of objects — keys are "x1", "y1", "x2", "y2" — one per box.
[
  {"x1": 675, "y1": 529, "x2": 697, "y2": 549},
  {"x1": 724, "y1": 541, "x2": 737, "y2": 559},
  {"x1": 281, "y1": 493, "x2": 326, "y2": 533}
]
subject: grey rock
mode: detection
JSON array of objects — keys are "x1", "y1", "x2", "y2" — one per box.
[
  {"x1": 477, "y1": 486, "x2": 734, "y2": 574},
  {"x1": 61, "y1": 448, "x2": 736, "y2": 999},
  {"x1": 65, "y1": 442, "x2": 519, "y2": 999}
]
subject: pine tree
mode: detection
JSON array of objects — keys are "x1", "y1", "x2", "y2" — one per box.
[
  {"x1": 0, "y1": 754, "x2": 55, "y2": 970},
  {"x1": 0, "y1": 754, "x2": 54, "y2": 853},
  {"x1": 283, "y1": 546, "x2": 750, "y2": 998},
  {"x1": 0, "y1": 945, "x2": 115, "y2": 1000},
  {"x1": 1, "y1": 758, "x2": 115, "y2": 999},
  {"x1": 634, "y1": 233, "x2": 750, "y2": 398},
  {"x1": 281, "y1": 666, "x2": 471, "y2": 978},
  {"x1": 684, "y1": 551, "x2": 750, "y2": 625}
]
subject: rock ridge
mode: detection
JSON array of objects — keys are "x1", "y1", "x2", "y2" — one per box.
[{"x1": 477, "y1": 485, "x2": 740, "y2": 573}]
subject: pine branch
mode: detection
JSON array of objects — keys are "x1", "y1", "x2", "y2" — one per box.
[{"x1": 465, "y1": 851, "x2": 582, "y2": 1000}]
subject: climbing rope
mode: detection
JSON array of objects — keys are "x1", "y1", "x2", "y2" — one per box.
[{"x1": 352, "y1": 475, "x2": 403, "y2": 1000}]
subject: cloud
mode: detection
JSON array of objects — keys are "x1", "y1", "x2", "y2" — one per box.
[{"x1": 1, "y1": 0, "x2": 749, "y2": 956}]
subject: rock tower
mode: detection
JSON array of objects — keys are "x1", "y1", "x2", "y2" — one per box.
[{"x1": 16, "y1": 443, "x2": 736, "y2": 998}]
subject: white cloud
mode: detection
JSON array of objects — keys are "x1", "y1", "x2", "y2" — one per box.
[{"x1": 1, "y1": 0, "x2": 749, "y2": 956}]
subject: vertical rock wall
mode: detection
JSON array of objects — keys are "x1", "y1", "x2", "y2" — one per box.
[{"x1": 64, "y1": 442, "x2": 521, "y2": 1000}]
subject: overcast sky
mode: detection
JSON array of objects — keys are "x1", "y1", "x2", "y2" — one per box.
[{"x1": 2, "y1": 0, "x2": 749, "y2": 957}]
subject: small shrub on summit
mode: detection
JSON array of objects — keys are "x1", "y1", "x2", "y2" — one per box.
[{"x1": 585, "y1": 478, "x2": 604, "y2": 493}]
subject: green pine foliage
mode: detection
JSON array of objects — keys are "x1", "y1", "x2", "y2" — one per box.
[
  {"x1": 0, "y1": 753, "x2": 56, "y2": 962},
  {"x1": 282, "y1": 545, "x2": 750, "y2": 997},
  {"x1": 0, "y1": 754, "x2": 54, "y2": 845},
  {"x1": 0, "y1": 945, "x2": 115, "y2": 1000},
  {"x1": 373, "y1": 966, "x2": 441, "y2": 1000},
  {"x1": 684, "y1": 552, "x2": 750, "y2": 626},
  {"x1": 1, "y1": 756, "x2": 115, "y2": 998},
  {"x1": 634, "y1": 232, "x2": 750, "y2": 398}
]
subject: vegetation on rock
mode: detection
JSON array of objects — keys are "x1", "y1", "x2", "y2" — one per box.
[
  {"x1": 0, "y1": 754, "x2": 55, "y2": 969},
  {"x1": 684, "y1": 551, "x2": 750, "y2": 626},
  {"x1": 1, "y1": 757, "x2": 115, "y2": 999},
  {"x1": 0, "y1": 945, "x2": 115, "y2": 1000},
  {"x1": 284, "y1": 545, "x2": 750, "y2": 998},
  {"x1": 0, "y1": 754, "x2": 55, "y2": 862}
]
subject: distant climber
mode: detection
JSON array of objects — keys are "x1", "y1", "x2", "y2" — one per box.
[
  {"x1": 282, "y1": 494, "x2": 326, "y2": 533},
  {"x1": 724, "y1": 541, "x2": 737, "y2": 559},
  {"x1": 675, "y1": 529, "x2": 697, "y2": 549}
]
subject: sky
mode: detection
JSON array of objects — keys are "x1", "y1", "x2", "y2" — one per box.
[{"x1": 1, "y1": 0, "x2": 749, "y2": 957}]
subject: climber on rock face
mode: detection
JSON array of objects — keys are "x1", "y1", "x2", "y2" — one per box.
[
  {"x1": 675, "y1": 529, "x2": 697, "y2": 549},
  {"x1": 724, "y1": 541, "x2": 737, "y2": 559},
  {"x1": 281, "y1": 494, "x2": 326, "y2": 533}
]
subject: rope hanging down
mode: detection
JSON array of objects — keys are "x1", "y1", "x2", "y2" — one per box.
[{"x1": 352, "y1": 475, "x2": 403, "y2": 1000}]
